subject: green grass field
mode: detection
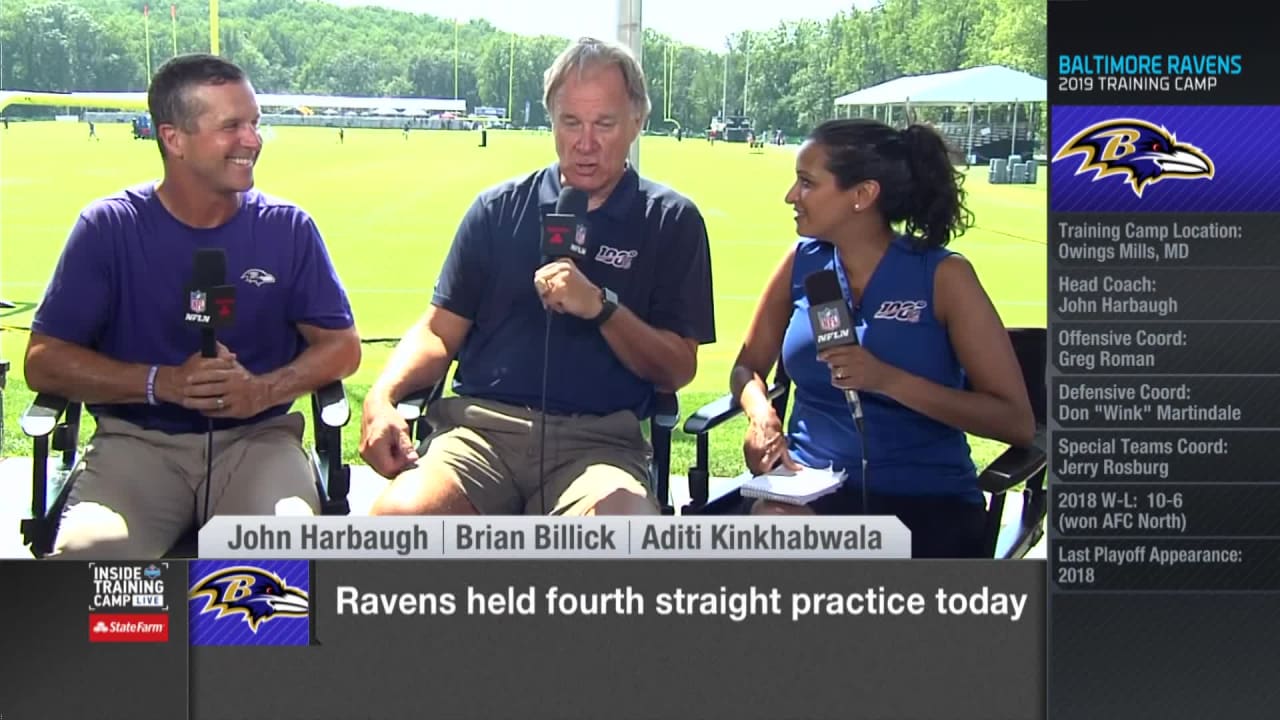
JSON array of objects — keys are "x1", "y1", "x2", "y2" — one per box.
[{"x1": 0, "y1": 120, "x2": 1045, "y2": 480}]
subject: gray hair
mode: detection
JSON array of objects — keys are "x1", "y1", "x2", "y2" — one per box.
[{"x1": 543, "y1": 37, "x2": 651, "y2": 122}]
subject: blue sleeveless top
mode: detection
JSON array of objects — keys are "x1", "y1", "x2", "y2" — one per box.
[{"x1": 780, "y1": 237, "x2": 980, "y2": 503}]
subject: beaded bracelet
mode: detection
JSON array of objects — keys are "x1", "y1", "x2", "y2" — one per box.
[{"x1": 146, "y1": 365, "x2": 160, "y2": 405}]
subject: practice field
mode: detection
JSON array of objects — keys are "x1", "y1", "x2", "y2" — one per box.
[{"x1": 0, "y1": 121, "x2": 1045, "y2": 476}]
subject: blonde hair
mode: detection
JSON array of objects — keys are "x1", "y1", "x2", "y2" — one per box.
[{"x1": 543, "y1": 37, "x2": 650, "y2": 122}]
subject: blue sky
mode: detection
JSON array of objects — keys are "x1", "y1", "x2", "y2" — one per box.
[{"x1": 324, "y1": 0, "x2": 875, "y2": 51}]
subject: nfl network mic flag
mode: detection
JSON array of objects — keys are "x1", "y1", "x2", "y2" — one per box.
[{"x1": 188, "y1": 559, "x2": 311, "y2": 646}]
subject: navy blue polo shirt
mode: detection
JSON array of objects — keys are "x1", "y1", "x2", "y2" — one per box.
[{"x1": 432, "y1": 163, "x2": 716, "y2": 417}]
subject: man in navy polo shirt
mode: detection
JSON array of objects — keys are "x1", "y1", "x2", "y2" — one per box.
[
  {"x1": 25, "y1": 54, "x2": 361, "y2": 558},
  {"x1": 360, "y1": 37, "x2": 715, "y2": 515}
]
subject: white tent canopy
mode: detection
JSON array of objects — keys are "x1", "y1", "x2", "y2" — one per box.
[
  {"x1": 832, "y1": 65, "x2": 1045, "y2": 159},
  {"x1": 833, "y1": 65, "x2": 1045, "y2": 107}
]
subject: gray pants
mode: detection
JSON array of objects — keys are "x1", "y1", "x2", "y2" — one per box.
[{"x1": 52, "y1": 412, "x2": 319, "y2": 559}]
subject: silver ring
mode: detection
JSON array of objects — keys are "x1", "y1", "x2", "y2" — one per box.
[{"x1": 216, "y1": 397, "x2": 224, "y2": 409}]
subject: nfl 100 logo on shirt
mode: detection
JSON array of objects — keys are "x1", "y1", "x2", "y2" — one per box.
[
  {"x1": 873, "y1": 300, "x2": 928, "y2": 323},
  {"x1": 595, "y1": 245, "x2": 639, "y2": 269}
]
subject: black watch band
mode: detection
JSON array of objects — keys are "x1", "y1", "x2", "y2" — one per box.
[{"x1": 591, "y1": 287, "x2": 619, "y2": 326}]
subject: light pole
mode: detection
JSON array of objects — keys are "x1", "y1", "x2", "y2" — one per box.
[{"x1": 617, "y1": 0, "x2": 642, "y2": 171}]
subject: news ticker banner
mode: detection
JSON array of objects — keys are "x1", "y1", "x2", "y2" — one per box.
[
  {"x1": 0, "y1": 558, "x2": 1043, "y2": 720},
  {"x1": 1048, "y1": 3, "x2": 1280, "y2": 719},
  {"x1": 196, "y1": 515, "x2": 911, "y2": 559}
]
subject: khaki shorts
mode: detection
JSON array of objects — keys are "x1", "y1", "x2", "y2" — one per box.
[
  {"x1": 52, "y1": 412, "x2": 319, "y2": 559},
  {"x1": 418, "y1": 396, "x2": 656, "y2": 515}
]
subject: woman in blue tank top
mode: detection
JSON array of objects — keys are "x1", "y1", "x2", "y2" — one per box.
[{"x1": 730, "y1": 118, "x2": 1035, "y2": 558}]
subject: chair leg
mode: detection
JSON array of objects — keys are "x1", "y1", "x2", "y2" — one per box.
[
  {"x1": 679, "y1": 435, "x2": 713, "y2": 515},
  {"x1": 984, "y1": 493, "x2": 1007, "y2": 558}
]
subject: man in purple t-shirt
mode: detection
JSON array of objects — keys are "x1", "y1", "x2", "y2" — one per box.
[{"x1": 25, "y1": 54, "x2": 361, "y2": 559}]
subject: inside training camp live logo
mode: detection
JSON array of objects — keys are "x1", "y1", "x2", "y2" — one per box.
[
  {"x1": 1052, "y1": 117, "x2": 1215, "y2": 199},
  {"x1": 87, "y1": 562, "x2": 170, "y2": 643},
  {"x1": 188, "y1": 559, "x2": 311, "y2": 646}
]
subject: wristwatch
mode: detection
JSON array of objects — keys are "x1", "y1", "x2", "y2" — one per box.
[{"x1": 591, "y1": 287, "x2": 619, "y2": 326}]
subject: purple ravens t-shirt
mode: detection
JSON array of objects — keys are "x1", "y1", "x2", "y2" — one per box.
[{"x1": 32, "y1": 183, "x2": 354, "y2": 434}]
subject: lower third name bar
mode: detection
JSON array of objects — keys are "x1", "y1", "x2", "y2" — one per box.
[{"x1": 199, "y1": 516, "x2": 911, "y2": 559}]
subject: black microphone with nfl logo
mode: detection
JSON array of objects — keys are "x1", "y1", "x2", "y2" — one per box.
[
  {"x1": 805, "y1": 268, "x2": 873, "y2": 514},
  {"x1": 542, "y1": 187, "x2": 589, "y2": 262},
  {"x1": 185, "y1": 247, "x2": 237, "y2": 529},
  {"x1": 533, "y1": 186, "x2": 589, "y2": 514},
  {"x1": 185, "y1": 248, "x2": 237, "y2": 358},
  {"x1": 805, "y1": 269, "x2": 864, "y2": 435}
]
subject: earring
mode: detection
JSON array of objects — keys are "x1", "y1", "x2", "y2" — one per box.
[{"x1": 854, "y1": 204, "x2": 861, "y2": 211}]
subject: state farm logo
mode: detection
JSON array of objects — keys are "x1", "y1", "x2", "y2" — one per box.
[{"x1": 89, "y1": 613, "x2": 169, "y2": 643}]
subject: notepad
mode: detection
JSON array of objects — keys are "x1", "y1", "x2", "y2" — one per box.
[{"x1": 737, "y1": 464, "x2": 846, "y2": 506}]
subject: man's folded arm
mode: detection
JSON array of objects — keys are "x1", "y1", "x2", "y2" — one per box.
[
  {"x1": 599, "y1": 316, "x2": 699, "y2": 392},
  {"x1": 599, "y1": 202, "x2": 715, "y2": 392},
  {"x1": 25, "y1": 333, "x2": 153, "y2": 404},
  {"x1": 26, "y1": 324, "x2": 362, "y2": 410},
  {"x1": 258, "y1": 323, "x2": 361, "y2": 408},
  {"x1": 366, "y1": 305, "x2": 472, "y2": 405}
]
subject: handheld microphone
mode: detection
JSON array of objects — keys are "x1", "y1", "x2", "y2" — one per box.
[
  {"x1": 804, "y1": 268, "x2": 872, "y2": 516},
  {"x1": 542, "y1": 187, "x2": 589, "y2": 263},
  {"x1": 535, "y1": 187, "x2": 589, "y2": 515},
  {"x1": 185, "y1": 247, "x2": 237, "y2": 533},
  {"x1": 185, "y1": 248, "x2": 237, "y2": 358},
  {"x1": 804, "y1": 269, "x2": 865, "y2": 434}
]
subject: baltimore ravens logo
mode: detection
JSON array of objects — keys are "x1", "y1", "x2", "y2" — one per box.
[
  {"x1": 189, "y1": 566, "x2": 309, "y2": 633},
  {"x1": 240, "y1": 268, "x2": 276, "y2": 286},
  {"x1": 1053, "y1": 118, "x2": 1214, "y2": 198}
]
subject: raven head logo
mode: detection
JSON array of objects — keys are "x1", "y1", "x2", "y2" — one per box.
[
  {"x1": 189, "y1": 566, "x2": 308, "y2": 633},
  {"x1": 1053, "y1": 118, "x2": 1213, "y2": 198},
  {"x1": 240, "y1": 268, "x2": 276, "y2": 286}
]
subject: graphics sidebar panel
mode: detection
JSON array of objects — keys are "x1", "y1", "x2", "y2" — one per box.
[{"x1": 1048, "y1": 2, "x2": 1280, "y2": 718}]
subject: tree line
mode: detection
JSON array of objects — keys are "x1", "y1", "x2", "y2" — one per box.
[{"x1": 0, "y1": 0, "x2": 1044, "y2": 135}]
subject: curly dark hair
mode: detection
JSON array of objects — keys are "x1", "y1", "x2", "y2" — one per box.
[{"x1": 808, "y1": 118, "x2": 974, "y2": 248}]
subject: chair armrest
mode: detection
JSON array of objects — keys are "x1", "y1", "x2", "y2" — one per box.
[
  {"x1": 22, "y1": 393, "x2": 70, "y2": 437},
  {"x1": 395, "y1": 386, "x2": 436, "y2": 422},
  {"x1": 652, "y1": 392, "x2": 679, "y2": 431},
  {"x1": 393, "y1": 377, "x2": 449, "y2": 443},
  {"x1": 682, "y1": 382, "x2": 786, "y2": 435},
  {"x1": 313, "y1": 380, "x2": 350, "y2": 428},
  {"x1": 978, "y1": 445, "x2": 1047, "y2": 495}
]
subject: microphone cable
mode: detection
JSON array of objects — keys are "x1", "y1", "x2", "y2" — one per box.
[
  {"x1": 201, "y1": 417, "x2": 215, "y2": 527},
  {"x1": 188, "y1": 247, "x2": 228, "y2": 539},
  {"x1": 851, "y1": 412, "x2": 869, "y2": 519},
  {"x1": 535, "y1": 186, "x2": 586, "y2": 515},
  {"x1": 537, "y1": 308, "x2": 553, "y2": 515}
]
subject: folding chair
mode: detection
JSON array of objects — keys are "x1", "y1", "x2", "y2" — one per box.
[
  {"x1": 18, "y1": 380, "x2": 352, "y2": 558},
  {"x1": 395, "y1": 365, "x2": 680, "y2": 513},
  {"x1": 681, "y1": 327, "x2": 1048, "y2": 558}
]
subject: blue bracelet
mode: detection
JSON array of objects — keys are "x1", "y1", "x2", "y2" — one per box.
[{"x1": 146, "y1": 365, "x2": 160, "y2": 405}]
